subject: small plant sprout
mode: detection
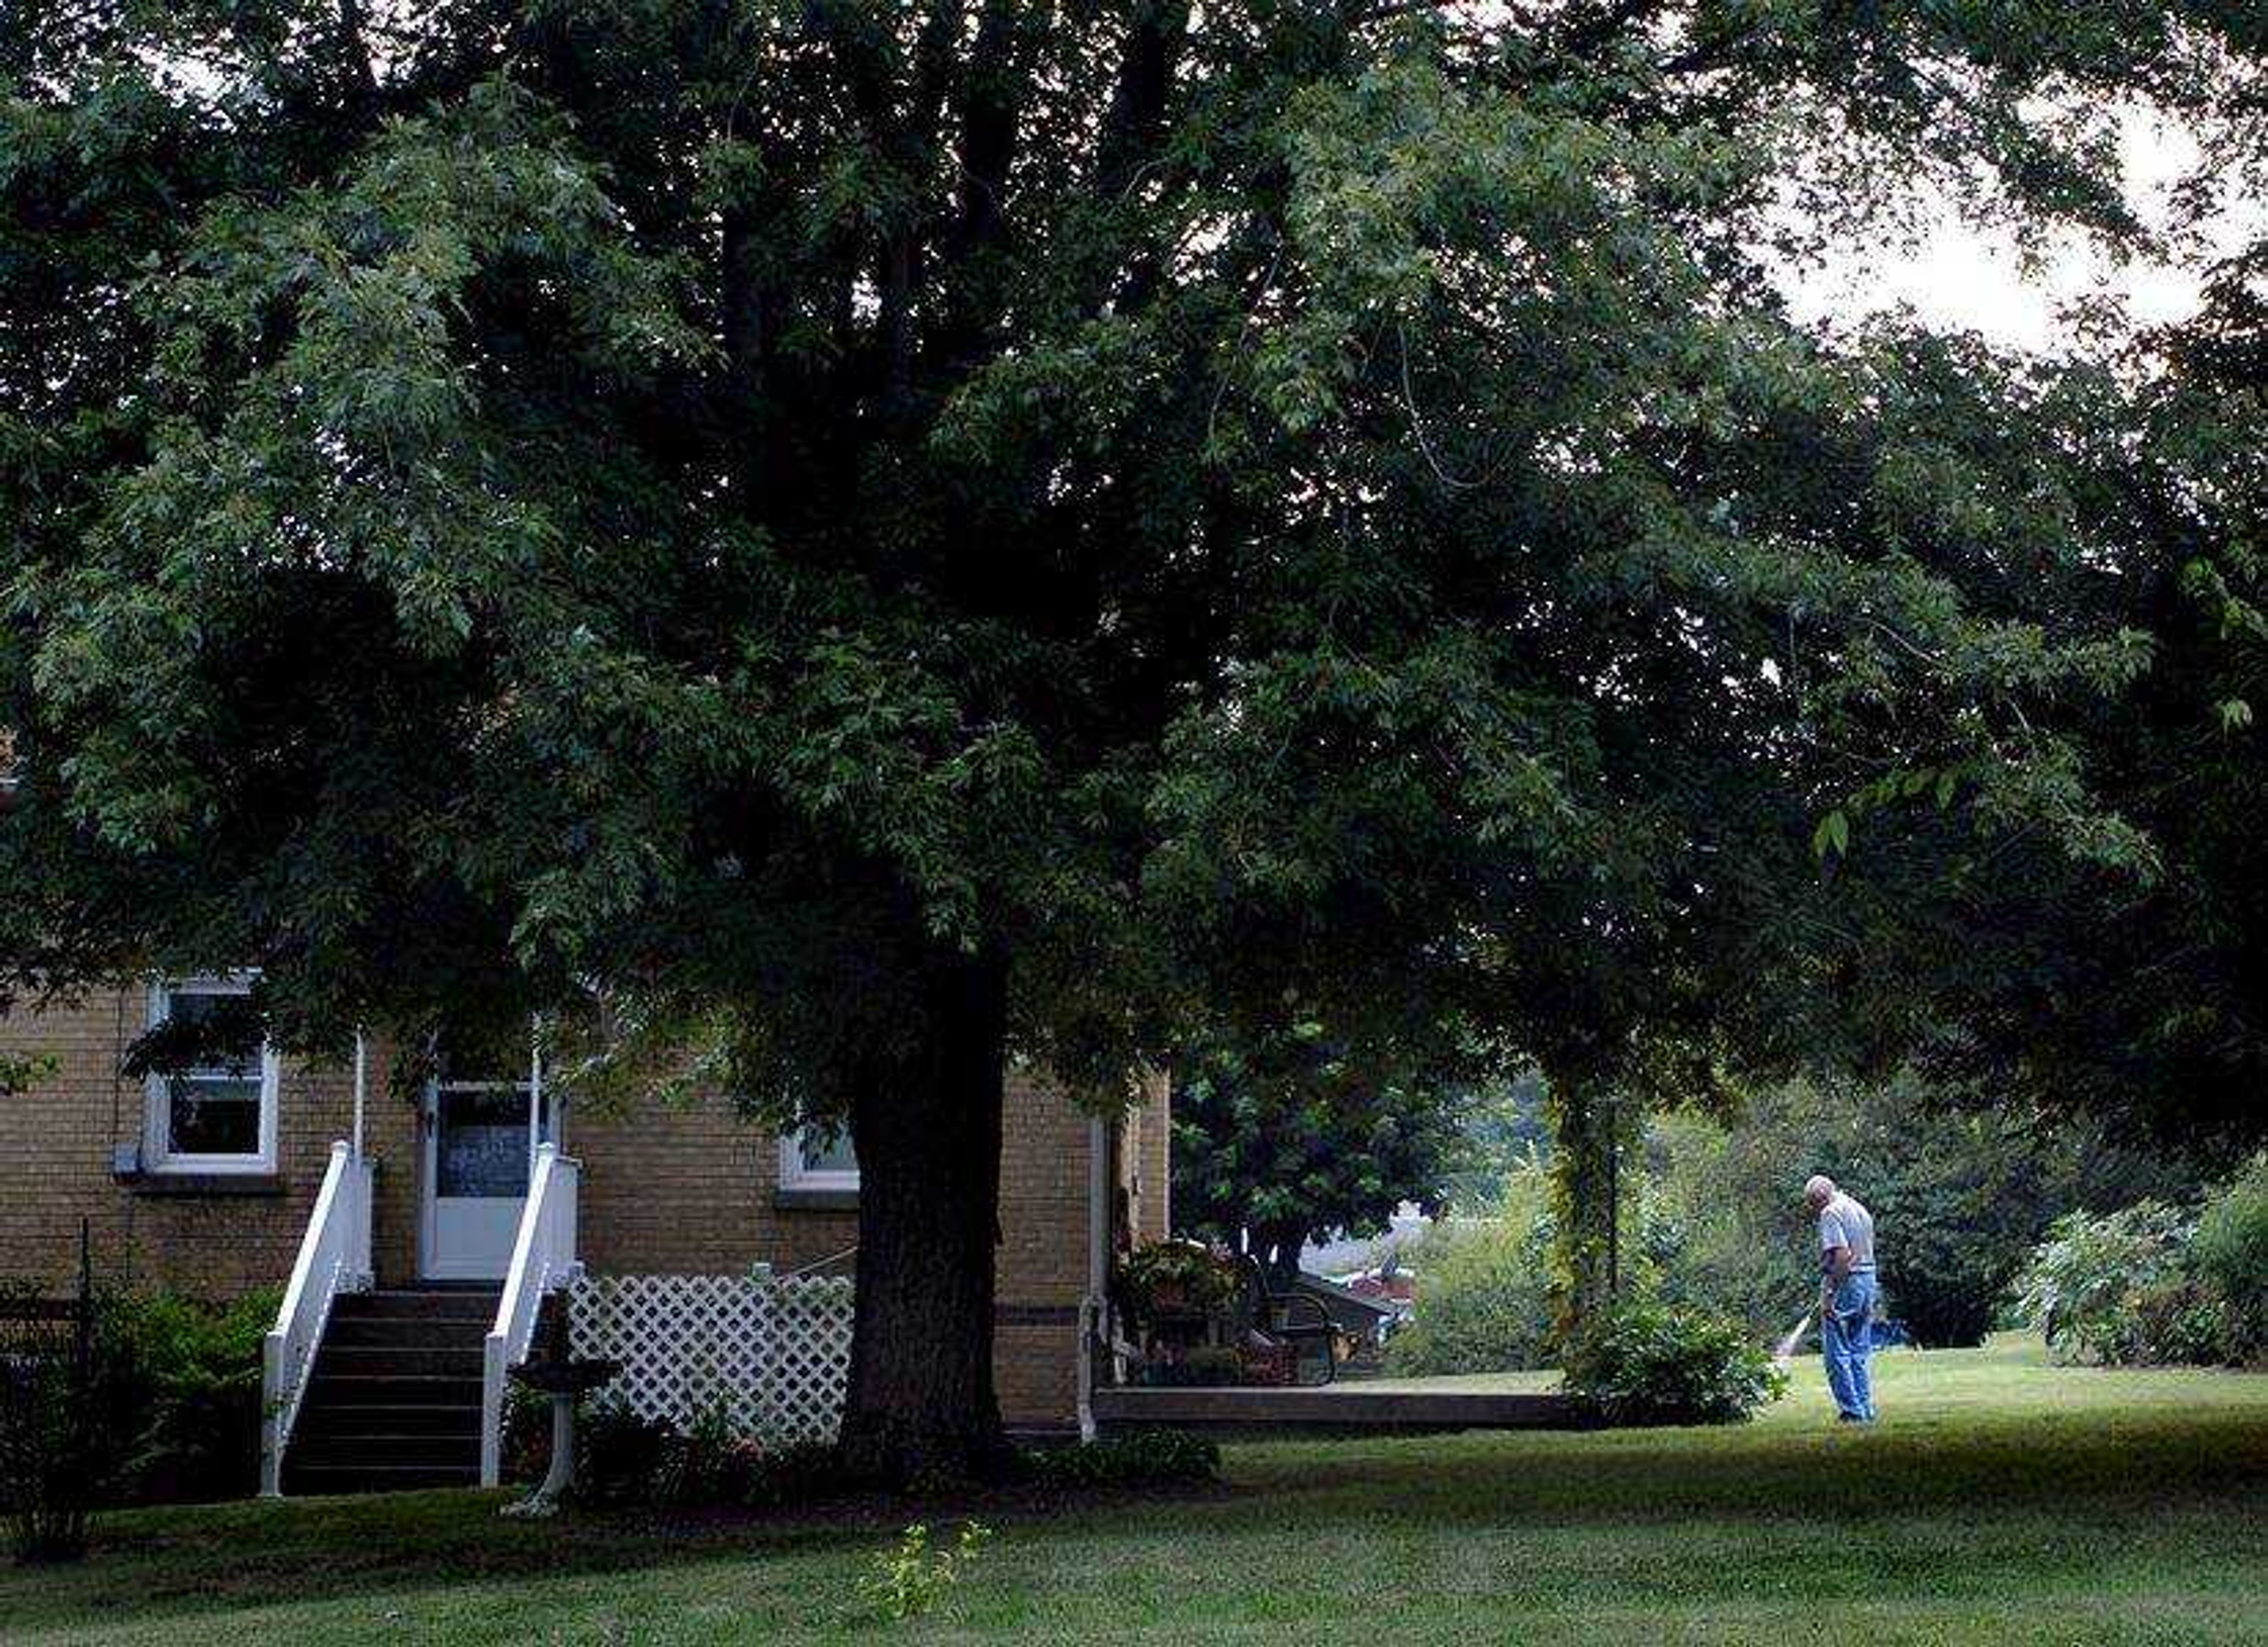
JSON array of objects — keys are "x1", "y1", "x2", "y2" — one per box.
[{"x1": 855, "y1": 1520, "x2": 993, "y2": 1623}]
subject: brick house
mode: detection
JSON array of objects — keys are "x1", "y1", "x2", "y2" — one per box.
[{"x1": 0, "y1": 979, "x2": 1169, "y2": 1493}]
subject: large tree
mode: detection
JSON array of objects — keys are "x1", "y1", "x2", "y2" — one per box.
[
  {"x1": 5, "y1": 3, "x2": 2257, "y2": 1473},
  {"x1": 1172, "y1": 1024, "x2": 1477, "y2": 1279},
  {"x1": 1831, "y1": 239, "x2": 2268, "y2": 1161}
]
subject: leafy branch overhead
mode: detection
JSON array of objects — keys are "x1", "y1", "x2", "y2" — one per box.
[{"x1": 4, "y1": 1, "x2": 2263, "y2": 1469}]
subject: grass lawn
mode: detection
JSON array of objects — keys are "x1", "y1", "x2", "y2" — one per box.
[{"x1": 5, "y1": 1335, "x2": 2263, "y2": 1645}]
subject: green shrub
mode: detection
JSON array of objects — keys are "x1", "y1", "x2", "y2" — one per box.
[
  {"x1": 1019, "y1": 1430, "x2": 1219, "y2": 1490},
  {"x1": 573, "y1": 1393, "x2": 674, "y2": 1505},
  {"x1": 654, "y1": 1398, "x2": 742, "y2": 1507},
  {"x1": 2015, "y1": 1201, "x2": 2194, "y2": 1364},
  {"x1": 0, "y1": 1287, "x2": 137, "y2": 1564},
  {"x1": 2115, "y1": 1277, "x2": 2235, "y2": 1368},
  {"x1": 542, "y1": 1394, "x2": 848, "y2": 1509},
  {"x1": 1560, "y1": 1303, "x2": 1787, "y2": 1426},
  {"x1": 501, "y1": 1384, "x2": 551, "y2": 1484},
  {"x1": 1383, "y1": 1175, "x2": 1554, "y2": 1377},
  {"x1": 1133, "y1": 1346, "x2": 1243, "y2": 1387},
  {"x1": 103, "y1": 1289, "x2": 275, "y2": 1505},
  {"x1": 2, "y1": 1354, "x2": 97, "y2": 1563},
  {"x1": 735, "y1": 1441, "x2": 843, "y2": 1510},
  {"x1": 2193, "y1": 1155, "x2": 2268, "y2": 1361}
]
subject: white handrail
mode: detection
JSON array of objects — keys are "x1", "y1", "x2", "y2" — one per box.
[
  {"x1": 260, "y1": 1140, "x2": 373, "y2": 1497},
  {"x1": 481, "y1": 1142, "x2": 581, "y2": 1486}
]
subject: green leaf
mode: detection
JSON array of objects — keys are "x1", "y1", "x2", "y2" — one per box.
[{"x1": 1811, "y1": 810, "x2": 1850, "y2": 862}]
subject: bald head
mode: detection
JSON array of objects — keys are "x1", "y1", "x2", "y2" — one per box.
[{"x1": 1803, "y1": 1175, "x2": 1837, "y2": 1211}]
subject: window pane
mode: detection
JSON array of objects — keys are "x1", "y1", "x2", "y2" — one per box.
[
  {"x1": 168, "y1": 1077, "x2": 262, "y2": 1156},
  {"x1": 799, "y1": 1126, "x2": 858, "y2": 1176},
  {"x1": 168, "y1": 990, "x2": 262, "y2": 1078},
  {"x1": 436, "y1": 1089, "x2": 533, "y2": 1198}
]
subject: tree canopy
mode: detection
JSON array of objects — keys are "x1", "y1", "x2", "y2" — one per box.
[
  {"x1": 5, "y1": 1, "x2": 2261, "y2": 1470},
  {"x1": 1172, "y1": 1023, "x2": 1477, "y2": 1278}
]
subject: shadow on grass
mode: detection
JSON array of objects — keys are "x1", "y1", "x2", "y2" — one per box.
[
  {"x1": 8, "y1": 1357, "x2": 2263, "y2": 1639},
  {"x1": 4, "y1": 1476, "x2": 1224, "y2": 1638}
]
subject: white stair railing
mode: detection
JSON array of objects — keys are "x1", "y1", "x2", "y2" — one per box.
[
  {"x1": 260, "y1": 1141, "x2": 374, "y2": 1497},
  {"x1": 481, "y1": 1142, "x2": 581, "y2": 1486}
]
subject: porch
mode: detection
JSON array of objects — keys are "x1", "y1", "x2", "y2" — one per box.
[{"x1": 1090, "y1": 1381, "x2": 1588, "y2": 1434}]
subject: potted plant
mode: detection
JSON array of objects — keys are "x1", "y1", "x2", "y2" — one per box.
[{"x1": 1113, "y1": 1241, "x2": 1240, "y2": 1332}]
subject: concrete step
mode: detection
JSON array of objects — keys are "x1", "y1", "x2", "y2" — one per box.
[
  {"x1": 282, "y1": 1461, "x2": 481, "y2": 1496},
  {"x1": 324, "y1": 1315, "x2": 490, "y2": 1349},
  {"x1": 315, "y1": 1343, "x2": 484, "y2": 1379},
  {"x1": 295, "y1": 1401, "x2": 483, "y2": 1438},
  {"x1": 303, "y1": 1372, "x2": 485, "y2": 1408},
  {"x1": 288, "y1": 1432, "x2": 481, "y2": 1471},
  {"x1": 282, "y1": 1288, "x2": 507, "y2": 1494},
  {"x1": 334, "y1": 1289, "x2": 500, "y2": 1322}
]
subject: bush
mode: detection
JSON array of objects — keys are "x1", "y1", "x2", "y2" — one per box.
[
  {"x1": 654, "y1": 1398, "x2": 744, "y2": 1507},
  {"x1": 573, "y1": 1392, "x2": 675, "y2": 1506},
  {"x1": 2193, "y1": 1155, "x2": 2268, "y2": 1362},
  {"x1": 2116, "y1": 1277, "x2": 2236, "y2": 1368},
  {"x1": 3, "y1": 1283, "x2": 273, "y2": 1555},
  {"x1": 539, "y1": 1393, "x2": 849, "y2": 1510},
  {"x1": 734, "y1": 1441, "x2": 844, "y2": 1511},
  {"x1": 0, "y1": 1293, "x2": 134, "y2": 1564},
  {"x1": 1019, "y1": 1430, "x2": 1219, "y2": 1490},
  {"x1": 103, "y1": 1288, "x2": 275, "y2": 1505},
  {"x1": 1560, "y1": 1303, "x2": 1787, "y2": 1427},
  {"x1": 501, "y1": 1384, "x2": 551, "y2": 1484},
  {"x1": 1383, "y1": 1175, "x2": 1555, "y2": 1377},
  {"x1": 855, "y1": 1521, "x2": 991, "y2": 1623},
  {"x1": 1133, "y1": 1346, "x2": 1243, "y2": 1388},
  {"x1": 2015, "y1": 1201, "x2": 2194, "y2": 1364}
]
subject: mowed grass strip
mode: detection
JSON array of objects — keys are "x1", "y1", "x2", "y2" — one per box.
[{"x1": 3, "y1": 1336, "x2": 2262, "y2": 1645}]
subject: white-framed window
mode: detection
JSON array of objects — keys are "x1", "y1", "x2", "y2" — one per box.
[
  {"x1": 779, "y1": 1123, "x2": 859, "y2": 1194},
  {"x1": 427, "y1": 1046, "x2": 553, "y2": 1201},
  {"x1": 142, "y1": 976, "x2": 278, "y2": 1174}
]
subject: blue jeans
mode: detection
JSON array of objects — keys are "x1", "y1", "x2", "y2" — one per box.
[{"x1": 1822, "y1": 1271, "x2": 1879, "y2": 1421}]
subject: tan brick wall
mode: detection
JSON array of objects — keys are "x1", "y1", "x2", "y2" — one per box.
[
  {"x1": 0, "y1": 989, "x2": 421, "y2": 1301},
  {"x1": 1, "y1": 995, "x2": 1117, "y2": 1428},
  {"x1": 1133, "y1": 1069, "x2": 1171, "y2": 1244}
]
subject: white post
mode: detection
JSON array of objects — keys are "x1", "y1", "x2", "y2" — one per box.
[
  {"x1": 351, "y1": 1031, "x2": 366, "y2": 1162},
  {"x1": 1080, "y1": 1116, "x2": 1110, "y2": 1443},
  {"x1": 259, "y1": 1332, "x2": 286, "y2": 1498},
  {"x1": 347, "y1": 1146, "x2": 374, "y2": 1292},
  {"x1": 481, "y1": 1334, "x2": 506, "y2": 1488},
  {"x1": 527, "y1": 1020, "x2": 544, "y2": 1183}
]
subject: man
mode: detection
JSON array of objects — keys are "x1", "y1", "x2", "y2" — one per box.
[{"x1": 1804, "y1": 1174, "x2": 1879, "y2": 1423}]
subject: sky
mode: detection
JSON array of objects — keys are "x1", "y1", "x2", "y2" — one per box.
[{"x1": 1782, "y1": 107, "x2": 2257, "y2": 353}]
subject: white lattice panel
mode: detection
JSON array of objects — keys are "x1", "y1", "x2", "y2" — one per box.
[{"x1": 569, "y1": 1271, "x2": 855, "y2": 1445}]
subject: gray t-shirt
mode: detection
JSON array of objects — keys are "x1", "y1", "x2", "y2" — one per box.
[{"x1": 1819, "y1": 1193, "x2": 1876, "y2": 1271}]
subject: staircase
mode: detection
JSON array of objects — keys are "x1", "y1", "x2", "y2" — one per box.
[{"x1": 281, "y1": 1286, "x2": 498, "y2": 1496}]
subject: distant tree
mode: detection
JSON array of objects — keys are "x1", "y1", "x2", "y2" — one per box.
[
  {"x1": 1648, "y1": 1076, "x2": 2190, "y2": 1345},
  {"x1": 1434, "y1": 1074, "x2": 1552, "y2": 1218},
  {"x1": 1172, "y1": 1025, "x2": 1474, "y2": 1279}
]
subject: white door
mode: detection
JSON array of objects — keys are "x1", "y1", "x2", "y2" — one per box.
[{"x1": 421, "y1": 1079, "x2": 554, "y2": 1281}]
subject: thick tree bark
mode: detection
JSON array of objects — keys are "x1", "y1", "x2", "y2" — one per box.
[
  {"x1": 837, "y1": 944, "x2": 1015, "y2": 1483},
  {"x1": 1544, "y1": 1072, "x2": 1637, "y2": 1342}
]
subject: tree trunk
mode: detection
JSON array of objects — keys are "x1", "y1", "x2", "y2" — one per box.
[
  {"x1": 1546, "y1": 1075, "x2": 1632, "y2": 1343},
  {"x1": 837, "y1": 945, "x2": 1015, "y2": 1484},
  {"x1": 1254, "y1": 1218, "x2": 1308, "y2": 1286}
]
